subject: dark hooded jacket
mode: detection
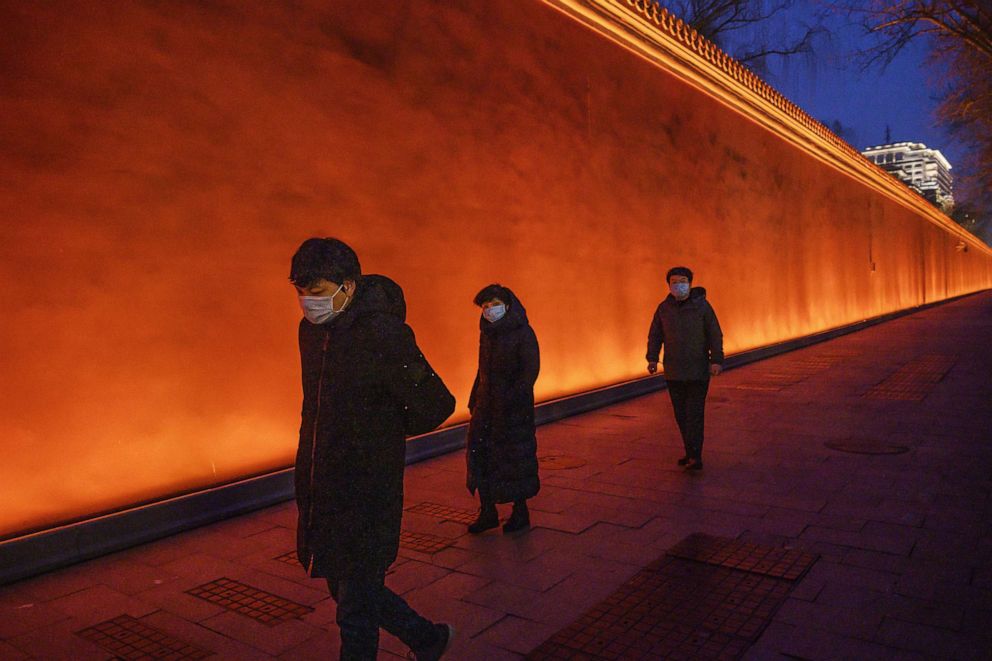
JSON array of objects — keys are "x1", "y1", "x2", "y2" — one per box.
[
  {"x1": 646, "y1": 286, "x2": 724, "y2": 381},
  {"x1": 466, "y1": 289, "x2": 541, "y2": 503},
  {"x1": 295, "y1": 274, "x2": 423, "y2": 580}
]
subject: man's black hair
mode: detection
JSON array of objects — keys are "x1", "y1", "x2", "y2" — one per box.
[
  {"x1": 473, "y1": 283, "x2": 512, "y2": 307},
  {"x1": 290, "y1": 238, "x2": 362, "y2": 288},
  {"x1": 666, "y1": 266, "x2": 693, "y2": 283}
]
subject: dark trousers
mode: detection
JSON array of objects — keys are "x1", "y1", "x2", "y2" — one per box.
[
  {"x1": 667, "y1": 379, "x2": 710, "y2": 460},
  {"x1": 327, "y1": 568, "x2": 436, "y2": 660}
]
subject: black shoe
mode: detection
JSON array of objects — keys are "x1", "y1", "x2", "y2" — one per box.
[
  {"x1": 677, "y1": 455, "x2": 691, "y2": 466},
  {"x1": 502, "y1": 504, "x2": 530, "y2": 534},
  {"x1": 408, "y1": 623, "x2": 454, "y2": 661},
  {"x1": 685, "y1": 458, "x2": 703, "y2": 470},
  {"x1": 467, "y1": 508, "x2": 499, "y2": 534}
]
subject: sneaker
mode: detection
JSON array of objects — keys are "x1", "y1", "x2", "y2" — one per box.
[
  {"x1": 408, "y1": 623, "x2": 454, "y2": 661},
  {"x1": 467, "y1": 508, "x2": 499, "y2": 534}
]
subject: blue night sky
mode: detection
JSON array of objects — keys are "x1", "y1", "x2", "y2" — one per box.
[{"x1": 740, "y1": 3, "x2": 966, "y2": 178}]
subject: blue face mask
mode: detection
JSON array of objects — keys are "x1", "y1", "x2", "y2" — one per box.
[
  {"x1": 483, "y1": 303, "x2": 507, "y2": 323},
  {"x1": 299, "y1": 284, "x2": 345, "y2": 324},
  {"x1": 670, "y1": 282, "x2": 691, "y2": 300}
]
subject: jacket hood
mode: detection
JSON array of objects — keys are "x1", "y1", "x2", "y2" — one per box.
[
  {"x1": 348, "y1": 274, "x2": 406, "y2": 323},
  {"x1": 480, "y1": 286, "x2": 529, "y2": 333}
]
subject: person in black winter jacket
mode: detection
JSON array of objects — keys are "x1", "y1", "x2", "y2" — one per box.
[
  {"x1": 290, "y1": 238, "x2": 453, "y2": 661},
  {"x1": 466, "y1": 284, "x2": 541, "y2": 534},
  {"x1": 646, "y1": 266, "x2": 724, "y2": 470}
]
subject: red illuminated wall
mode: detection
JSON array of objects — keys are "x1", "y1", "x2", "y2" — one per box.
[{"x1": 1, "y1": 0, "x2": 990, "y2": 539}]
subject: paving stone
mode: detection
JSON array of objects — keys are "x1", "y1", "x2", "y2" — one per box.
[
  {"x1": 5, "y1": 618, "x2": 111, "y2": 660},
  {"x1": 384, "y1": 559, "x2": 450, "y2": 596},
  {"x1": 0, "y1": 593, "x2": 71, "y2": 639},
  {"x1": 198, "y1": 609, "x2": 324, "y2": 656},
  {"x1": 139, "y1": 610, "x2": 272, "y2": 660},
  {"x1": 774, "y1": 596, "x2": 884, "y2": 640},
  {"x1": 877, "y1": 616, "x2": 967, "y2": 657},
  {"x1": 802, "y1": 561, "x2": 899, "y2": 593},
  {"x1": 881, "y1": 593, "x2": 965, "y2": 631},
  {"x1": 276, "y1": 628, "x2": 340, "y2": 659},
  {"x1": 131, "y1": 573, "x2": 229, "y2": 622},
  {"x1": 480, "y1": 615, "x2": 559, "y2": 655},
  {"x1": 13, "y1": 566, "x2": 102, "y2": 603},
  {"x1": 404, "y1": 570, "x2": 490, "y2": 603},
  {"x1": 0, "y1": 640, "x2": 30, "y2": 659},
  {"x1": 45, "y1": 584, "x2": 158, "y2": 628}
]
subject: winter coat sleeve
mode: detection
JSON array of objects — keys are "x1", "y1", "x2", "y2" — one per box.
[
  {"x1": 518, "y1": 326, "x2": 540, "y2": 388},
  {"x1": 468, "y1": 371, "x2": 480, "y2": 413},
  {"x1": 704, "y1": 302, "x2": 724, "y2": 365},
  {"x1": 646, "y1": 305, "x2": 664, "y2": 363}
]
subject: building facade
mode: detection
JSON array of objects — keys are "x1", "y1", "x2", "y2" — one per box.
[{"x1": 862, "y1": 142, "x2": 954, "y2": 212}]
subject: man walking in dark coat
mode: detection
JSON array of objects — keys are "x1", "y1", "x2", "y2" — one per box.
[
  {"x1": 646, "y1": 266, "x2": 724, "y2": 470},
  {"x1": 290, "y1": 238, "x2": 454, "y2": 660},
  {"x1": 466, "y1": 284, "x2": 541, "y2": 534}
]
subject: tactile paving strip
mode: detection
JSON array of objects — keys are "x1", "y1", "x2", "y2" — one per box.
[
  {"x1": 273, "y1": 550, "x2": 299, "y2": 565},
  {"x1": 735, "y1": 355, "x2": 845, "y2": 391},
  {"x1": 667, "y1": 533, "x2": 818, "y2": 581},
  {"x1": 400, "y1": 530, "x2": 456, "y2": 553},
  {"x1": 186, "y1": 577, "x2": 313, "y2": 625},
  {"x1": 76, "y1": 614, "x2": 214, "y2": 660},
  {"x1": 824, "y1": 439, "x2": 910, "y2": 455},
  {"x1": 528, "y1": 534, "x2": 818, "y2": 660},
  {"x1": 405, "y1": 501, "x2": 478, "y2": 524},
  {"x1": 865, "y1": 354, "x2": 955, "y2": 401},
  {"x1": 527, "y1": 556, "x2": 792, "y2": 660}
]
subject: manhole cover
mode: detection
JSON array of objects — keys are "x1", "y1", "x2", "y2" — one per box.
[
  {"x1": 538, "y1": 454, "x2": 587, "y2": 470},
  {"x1": 824, "y1": 440, "x2": 910, "y2": 455}
]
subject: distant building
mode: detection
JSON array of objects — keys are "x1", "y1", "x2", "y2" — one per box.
[{"x1": 862, "y1": 142, "x2": 953, "y2": 212}]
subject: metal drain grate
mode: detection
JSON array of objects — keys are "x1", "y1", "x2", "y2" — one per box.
[
  {"x1": 76, "y1": 614, "x2": 213, "y2": 660},
  {"x1": 538, "y1": 454, "x2": 588, "y2": 470},
  {"x1": 405, "y1": 502, "x2": 478, "y2": 524},
  {"x1": 865, "y1": 354, "x2": 955, "y2": 401},
  {"x1": 527, "y1": 556, "x2": 794, "y2": 660},
  {"x1": 400, "y1": 530, "x2": 456, "y2": 553},
  {"x1": 186, "y1": 577, "x2": 313, "y2": 625},
  {"x1": 667, "y1": 533, "x2": 818, "y2": 581},
  {"x1": 273, "y1": 550, "x2": 298, "y2": 565}
]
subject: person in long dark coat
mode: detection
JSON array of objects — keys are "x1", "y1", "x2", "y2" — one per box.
[
  {"x1": 291, "y1": 238, "x2": 453, "y2": 661},
  {"x1": 466, "y1": 283, "x2": 540, "y2": 534}
]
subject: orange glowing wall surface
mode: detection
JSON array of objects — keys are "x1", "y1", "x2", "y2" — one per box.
[{"x1": 2, "y1": 1, "x2": 990, "y2": 539}]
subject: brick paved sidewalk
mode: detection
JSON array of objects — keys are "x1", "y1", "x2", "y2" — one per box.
[{"x1": 1, "y1": 292, "x2": 990, "y2": 660}]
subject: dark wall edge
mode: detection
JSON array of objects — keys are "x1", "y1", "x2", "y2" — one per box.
[{"x1": 1, "y1": 290, "x2": 984, "y2": 585}]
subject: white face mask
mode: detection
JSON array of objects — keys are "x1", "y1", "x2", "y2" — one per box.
[
  {"x1": 670, "y1": 282, "x2": 691, "y2": 300},
  {"x1": 483, "y1": 303, "x2": 506, "y2": 323},
  {"x1": 299, "y1": 284, "x2": 345, "y2": 324}
]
